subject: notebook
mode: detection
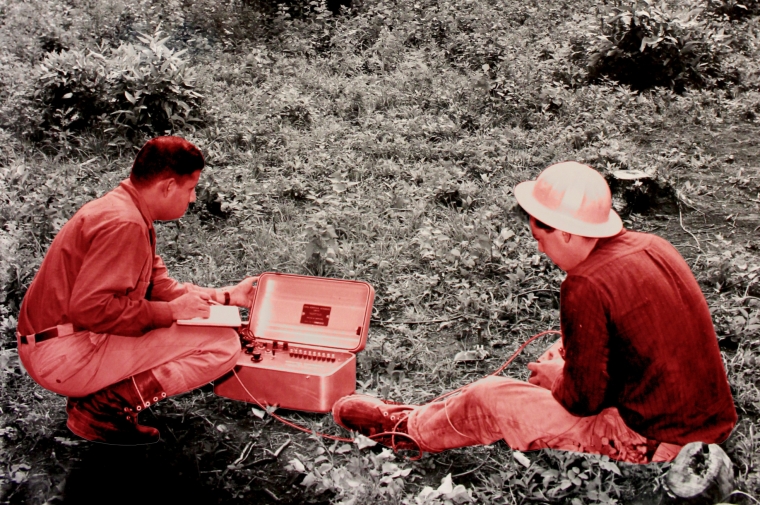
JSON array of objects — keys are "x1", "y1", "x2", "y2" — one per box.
[{"x1": 177, "y1": 305, "x2": 242, "y2": 327}]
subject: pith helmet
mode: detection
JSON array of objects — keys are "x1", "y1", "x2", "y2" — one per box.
[{"x1": 514, "y1": 162, "x2": 623, "y2": 238}]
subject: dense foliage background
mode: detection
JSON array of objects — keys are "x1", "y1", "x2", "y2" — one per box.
[{"x1": 0, "y1": 0, "x2": 759, "y2": 503}]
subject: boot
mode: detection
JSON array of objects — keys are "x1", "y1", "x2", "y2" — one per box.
[
  {"x1": 332, "y1": 394, "x2": 421, "y2": 455},
  {"x1": 66, "y1": 370, "x2": 167, "y2": 445}
]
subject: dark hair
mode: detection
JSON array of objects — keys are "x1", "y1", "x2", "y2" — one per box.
[
  {"x1": 130, "y1": 136, "x2": 204, "y2": 185},
  {"x1": 533, "y1": 218, "x2": 555, "y2": 232}
]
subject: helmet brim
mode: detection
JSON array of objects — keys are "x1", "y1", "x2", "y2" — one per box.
[{"x1": 514, "y1": 181, "x2": 623, "y2": 238}]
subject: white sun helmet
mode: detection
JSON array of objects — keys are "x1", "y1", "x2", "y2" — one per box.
[{"x1": 514, "y1": 161, "x2": 623, "y2": 238}]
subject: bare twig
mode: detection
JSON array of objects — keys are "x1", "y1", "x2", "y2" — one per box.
[
  {"x1": 515, "y1": 288, "x2": 559, "y2": 297},
  {"x1": 265, "y1": 438, "x2": 291, "y2": 458},
  {"x1": 232, "y1": 441, "x2": 255, "y2": 466},
  {"x1": 726, "y1": 490, "x2": 760, "y2": 505},
  {"x1": 264, "y1": 488, "x2": 280, "y2": 501},
  {"x1": 743, "y1": 278, "x2": 757, "y2": 300},
  {"x1": 452, "y1": 460, "x2": 488, "y2": 478},
  {"x1": 372, "y1": 314, "x2": 465, "y2": 325},
  {"x1": 243, "y1": 456, "x2": 275, "y2": 468},
  {"x1": 679, "y1": 207, "x2": 703, "y2": 253}
]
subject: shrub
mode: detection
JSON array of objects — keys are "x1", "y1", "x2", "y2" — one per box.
[
  {"x1": 108, "y1": 31, "x2": 204, "y2": 137},
  {"x1": 587, "y1": 1, "x2": 735, "y2": 92},
  {"x1": 32, "y1": 29, "x2": 204, "y2": 151},
  {"x1": 34, "y1": 47, "x2": 111, "y2": 136},
  {"x1": 707, "y1": 0, "x2": 760, "y2": 20}
]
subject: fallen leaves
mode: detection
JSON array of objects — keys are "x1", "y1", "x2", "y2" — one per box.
[
  {"x1": 513, "y1": 450, "x2": 532, "y2": 468},
  {"x1": 453, "y1": 346, "x2": 490, "y2": 362},
  {"x1": 53, "y1": 437, "x2": 80, "y2": 447},
  {"x1": 354, "y1": 434, "x2": 378, "y2": 450},
  {"x1": 415, "y1": 473, "x2": 473, "y2": 504},
  {"x1": 287, "y1": 457, "x2": 306, "y2": 473}
]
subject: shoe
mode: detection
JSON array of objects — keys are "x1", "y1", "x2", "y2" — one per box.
[
  {"x1": 332, "y1": 394, "x2": 421, "y2": 455},
  {"x1": 66, "y1": 370, "x2": 166, "y2": 445}
]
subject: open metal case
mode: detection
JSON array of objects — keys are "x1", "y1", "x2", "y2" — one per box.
[{"x1": 214, "y1": 272, "x2": 375, "y2": 413}]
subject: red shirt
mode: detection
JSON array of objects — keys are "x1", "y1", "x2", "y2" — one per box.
[
  {"x1": 552, "y1": 230, "x2": 737, "y2": 445},
  {"x1": 18, "y1": 180, "x2": 189, "y2": 337}
]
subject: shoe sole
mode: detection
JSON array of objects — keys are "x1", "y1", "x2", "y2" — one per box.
[{"x1": 67, "y1": 412, "x2": 160, "y2": 446}]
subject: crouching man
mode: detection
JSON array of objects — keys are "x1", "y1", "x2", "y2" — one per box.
[
  {"x1": 16, "y1": 136, "x2": 253, "y2": 445},
  {"x1": 333, "y1": 162, "x2": 737, "y2": 463}
]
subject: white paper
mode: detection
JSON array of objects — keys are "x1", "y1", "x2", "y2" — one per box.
[{"x1": 177, "y1": 305, "x2": 242, "y2": 327}]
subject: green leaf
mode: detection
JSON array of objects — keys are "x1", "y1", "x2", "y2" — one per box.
[
  {"x1": 598, "y1": 459, "x2": 622, "y2": 475},
  {"x1": 354, "y1": 434, "x2": 378, "y2": 450},
  {"x1": 513, "y1": 451, "x2": 531, "y2": 468},
  {"x1": 335, "y1": 444, "x2": 352, "y2": 454},
  {"x1": 288, "y1": 458, "x2": 306, "y2": 473}
]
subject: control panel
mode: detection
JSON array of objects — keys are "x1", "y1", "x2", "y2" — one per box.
[{"x1": 244, "y1": 340, "x2": 344, "y2": 365}]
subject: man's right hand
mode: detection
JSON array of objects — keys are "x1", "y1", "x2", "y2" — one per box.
[{"x1": 169, "y1": 292, "x2": 212, "y2": 321}]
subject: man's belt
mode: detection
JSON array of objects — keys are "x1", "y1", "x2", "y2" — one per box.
[{"x1": 18, "y1": 323, "x2": 75, "y2": 345}]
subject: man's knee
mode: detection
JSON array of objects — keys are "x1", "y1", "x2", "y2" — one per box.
[
  {"x1": 177, "y1": 326, "x2": 241, "y2": 367},
  {"x1": 458, "y1": 377, "x2": 511, "y2": 412},
  {"x1": 460, "y1": 376, "x2": 549, "y2": 416},
  {"x1": 212, "y1": 329, "x2": 241, "y2": 362}
]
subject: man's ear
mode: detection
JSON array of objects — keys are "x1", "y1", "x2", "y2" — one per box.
[
  {"x1": 561, "y1": 231, "x2": 573, "y2": 243},
  {"x1": 158, "y1": 177, "x2": 176, "y2": 197}
]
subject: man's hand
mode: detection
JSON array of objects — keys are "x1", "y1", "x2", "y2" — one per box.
[
  {"x1": 222, "y1": 276, "x2": 258, "y2": 307},
  {"x1": 169, "y1": 292, "x2": 212, "y2": 321},
  {"x1": 527, "y1": 360, "x2": 564, "y2": 390}
]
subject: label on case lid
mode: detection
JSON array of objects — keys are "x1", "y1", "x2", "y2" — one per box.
[{"x1": 300, "y1": 304, "x2": 331, "y2": 326}]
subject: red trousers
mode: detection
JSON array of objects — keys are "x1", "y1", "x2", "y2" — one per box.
[
  {"x1": 17, "y1": 324, "x2": 240, "y2": 398},
  {"x1": 405, "y1": 341, "x2": 682, "y2": 464}
]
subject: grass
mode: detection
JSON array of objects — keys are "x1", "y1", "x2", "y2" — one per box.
[{"x1": 1, "y1": 0, "x2": 760, "y2": 503}]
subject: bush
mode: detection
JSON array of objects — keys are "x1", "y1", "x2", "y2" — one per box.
[
  {"x1": 707, "y1": 0, "x2": 760, "y2": 20},
  {"x1": 587, "y1": 1, "x2": 735, "y2": 92},
  {"x1": 32, "y1": 29, "x2": 204, "y2": 151}
]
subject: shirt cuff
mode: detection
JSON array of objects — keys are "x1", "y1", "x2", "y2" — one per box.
[{"x1": 150, "y1": 301, "x2": 175, "y2": 328}]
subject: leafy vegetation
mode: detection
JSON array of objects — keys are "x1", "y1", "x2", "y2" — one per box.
[
  {"x1": 1, "y1": 0, "x2": 760, "y2": 503},
  {"x1": 587, "y1": 1, "x2": 738, "y2": 91},
  {"x1": 30, "y1": 29, "x2": 204, "y2": 152}
]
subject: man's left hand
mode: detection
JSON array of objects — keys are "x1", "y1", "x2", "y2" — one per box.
[
  {"x1": 527, "y1": 360, "x2": 564, "y2": 390},
  {"x1": 229, "y1": 276, "x2": 259, "y2": 307},
  {"x1": 222, "y1": 276, "x2": 258, "y2": 307}
]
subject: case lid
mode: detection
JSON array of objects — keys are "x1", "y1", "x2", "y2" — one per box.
[{"x1": 249, "y1": 272, "x2": 375, "y2": 353}]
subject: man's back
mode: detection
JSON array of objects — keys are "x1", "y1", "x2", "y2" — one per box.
[
  {"x1": 555, "y1": 230, "x2": 737, "y2": 444},
  {"x1": 17, "y1": 182, "x2": 164, "y2": 337}
]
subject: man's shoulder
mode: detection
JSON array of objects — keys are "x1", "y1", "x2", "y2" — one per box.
[
  {"x1": 75, "y1": 185, "x2": 145, "y2": 227},
  {"x1": 572, "y1": 230, "x2": 672, "y2": 278}
]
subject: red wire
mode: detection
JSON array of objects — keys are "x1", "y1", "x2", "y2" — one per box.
[
  {"x1": 232, "y1": 328, "x2": 561, "y2": 455},
  {"x1": 232, "y1": 369, "x2": 354, "y2": 443},
  {"x1": 423, "y1": 329, "x2": 562, "y2": 405}
]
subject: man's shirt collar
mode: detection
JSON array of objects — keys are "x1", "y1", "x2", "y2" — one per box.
[
  {"x1": 118, "y1": 179, "x2": 156, "y2": 246},
  {"x1": 119, "y1": 178, "x2": 155, "y2": 227}
]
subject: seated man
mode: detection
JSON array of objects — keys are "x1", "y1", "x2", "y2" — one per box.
[
  {"x1": 333, "y1": 162, "x2": 737, "y2": 463},
  {"x1": 16, "y1": 136, "x2": 253, "y2": 445}
]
